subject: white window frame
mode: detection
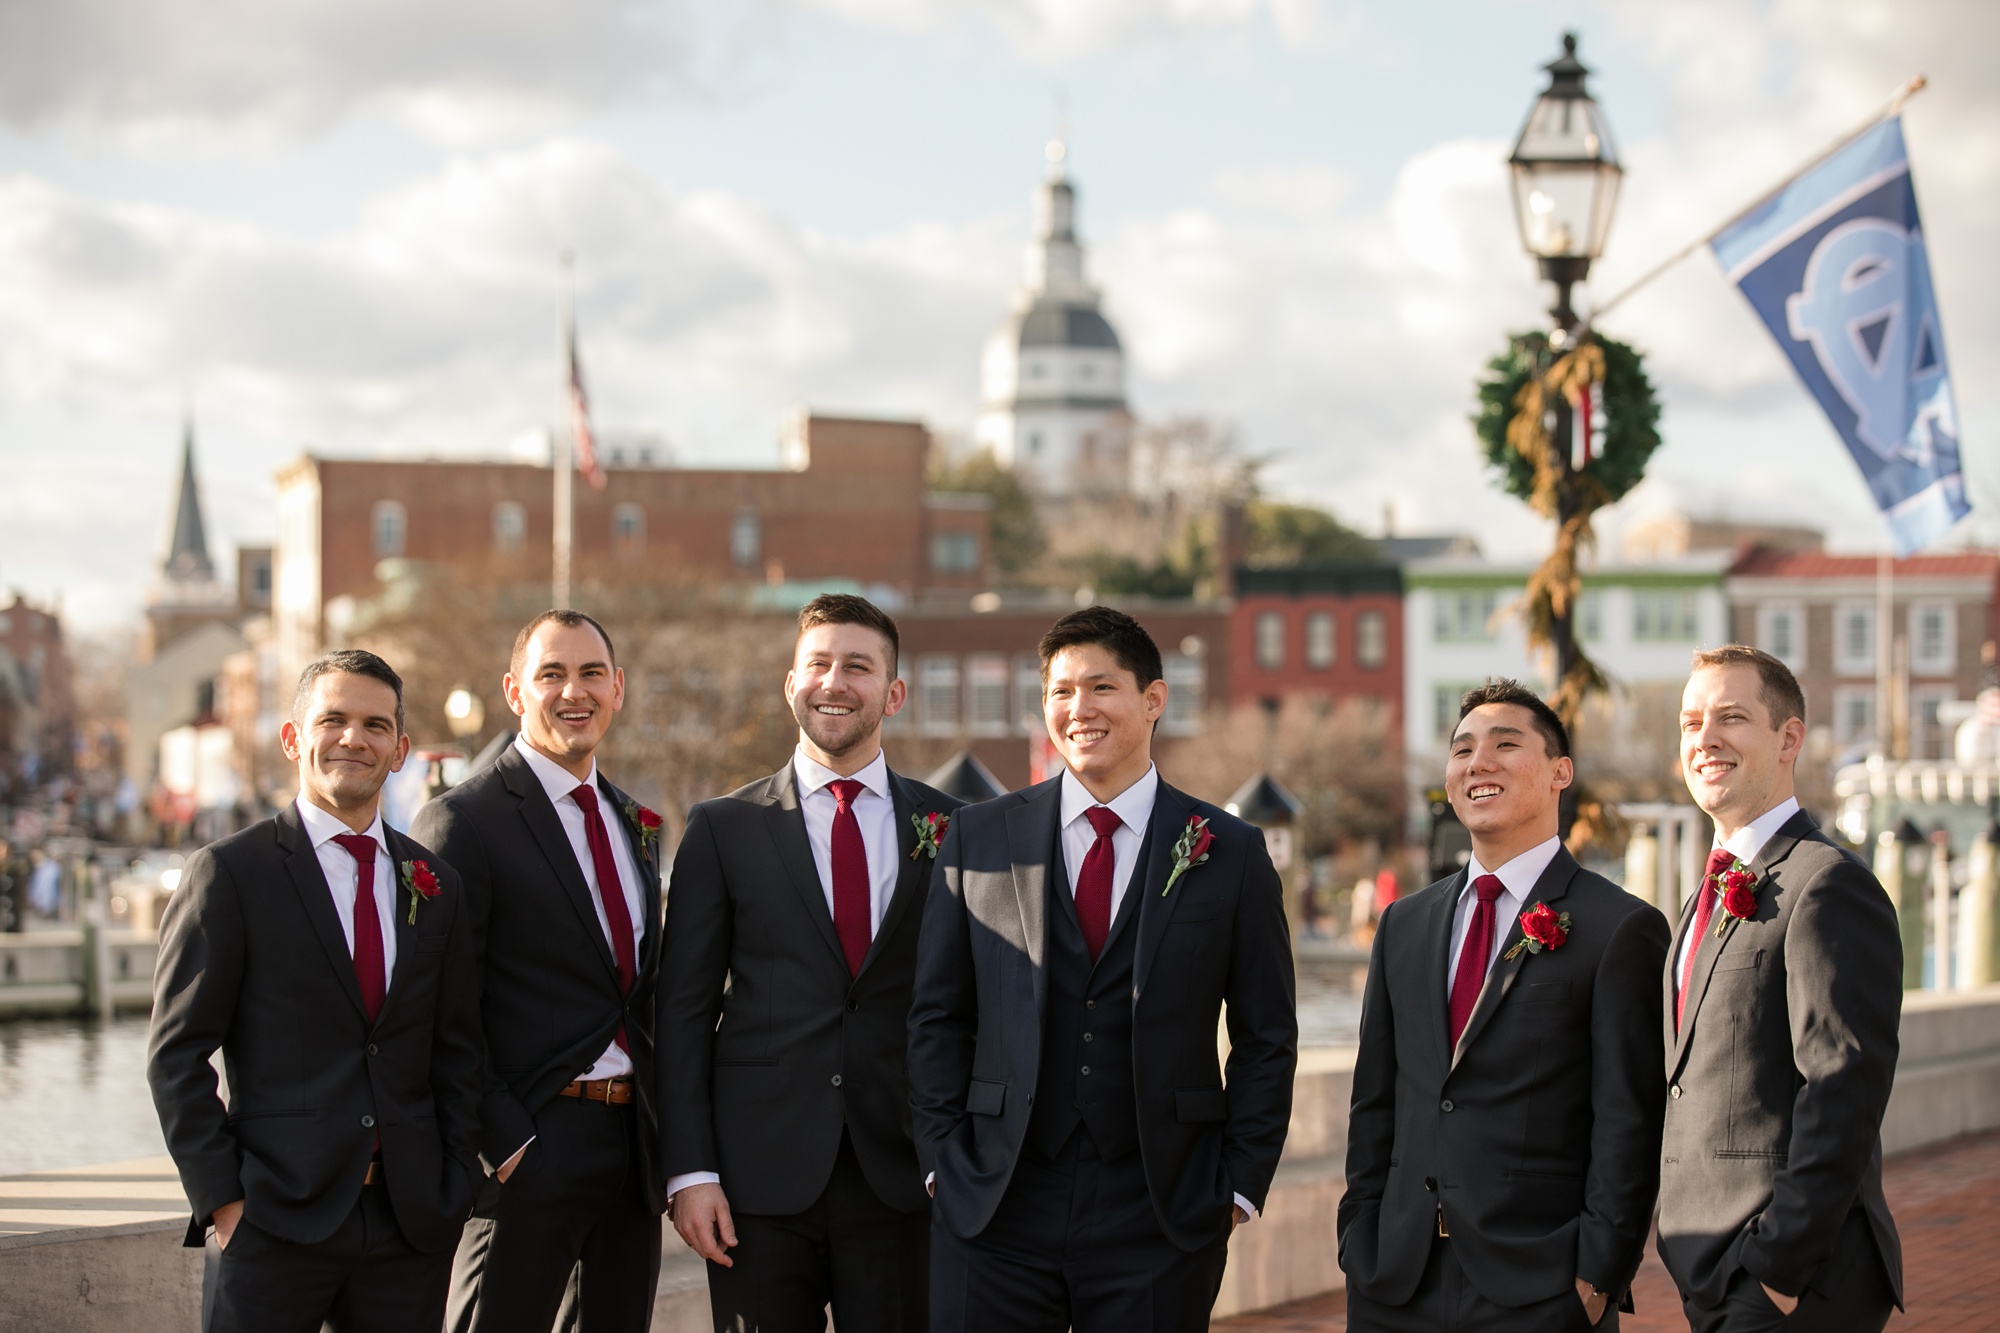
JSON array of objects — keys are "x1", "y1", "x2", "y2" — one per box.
[
  {"x1": 1015, "y1": 655, "x2": 1043, "y2": 736},
  {"x1": 1356, "y1": 610, "x2": 1388, "y2": 669},
  {"x1": 1832, "y1": 684, "x2": 1875, "y2": 748},
  {"x1": 1632, "y1": 589, "x2": 1699, "y2": 643},
  {"x1": 1578, "y1": 590, "x2": 1603, "y2": 643},
  {"x1": 1911, "y1": 684, "x2": 1955, "y2": 761},
  {"x1": 492, "y1": 501, "x2": 526, "y2": 554},
  {"x1": 611, "y1": 502, "x2": 645, "y2": 553},
  {"x1": 1910, "y1": 601, "x2": 1955, "y2": 677},
  {"x1": 918, "y1": 655, "x2": 959, "y2": 736},
  {"x1": 371, "y1": 500, "x2": 407, "y2": 558},
  {"x1": 1434, "y1": 682, "x2": 1480, "y2": 742},
  {"x1": 1432, "y1": 590, "x2": 1499, "y2": 644},
  {"x1": 730, "y1": 510, "x2": 761, "y2": 569},
  {"x1": 1756, "y1": 601, "x2": 1805, "y2": 670},
  {"x1": 931, "y1": 531, "x2": 981, "y2": 574},
  {"x1": 1304, "y1": 611, "x2": 1335, "y2": 670},
  {"x1": 965, "y1": 654, "x2": 1012, "y2": 737},
  {"x1": 1254, "y1": 612, "x2": 1285, "y2": 670},
  {"x1": 1835, "y1": 602, "x2": 1876, "y2": 675},
  {"x1": 1162, "y1": 653, "x2": 1204, "y2": 737}
]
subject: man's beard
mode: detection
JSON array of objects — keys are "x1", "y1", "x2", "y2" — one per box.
[{"x1": 794, "y1": 693, "x2": 883, "y2": 758}]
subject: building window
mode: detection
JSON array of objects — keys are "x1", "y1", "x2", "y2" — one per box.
[
  {"x1": 883, "y1": 663, "x2": 912, "y2": 734},
  {"x1": 918, "y1": 655, "x2": 959, "y2": 735},
  {"x1": 612, "y1": 503, "x2": 645, "y2": 554},
  {"x1": 1356, "y1": 611, "x2": 1388, "y2": 669},
  {"x1": 1304, "y1": 612, "x2": 1335, "y2": 670},
  {"x1": 1434, "y1": 683, "x2": 1479, "y2": 741},
  {"x1": 1578, "y1": 590, "x2": 1603, "y2": 643},
  {"x1": 1911, "y1": 602, "x2": 1955, "y2": 676},
  {"x1": 1835, "y1": 603, "x2": 1876, "y2": 675},
  {"x1": 931, "y1": 532, "x2": 981, "y2": 574},
  {"x1": 492, "y1": 501, "x2": 526, "y2": 553},
  {"x1": 1757, "y1": 602, "x2": 1803, "y2": 669},
  {"x1": 371, "y1": 501, "x2": 406, "y2": 558},
  {"x1": 1912, "y1": 685, "x2": 1954, "y2": 760},
  {"x1": 731, "y1": 511, "x2": 761, "y2": 569},
  {"x1": 1254, "y1": 612, "x2": 1285, "y2": 670},
  {"x1": 1433, "y1": 590, "x2": 1499, "y2": 643},
  {"x1": 1633, "y1": 590, "x2": 1699, "y2": 642},
  {"x1": 966, "y1": 654, "x2": 1011, "y2": 736},
  {"x1": 1015, "y1": 655, "x2": 1043, "y2": 735},
  {"x1": 1833, "y1": 685, "x2": 1875, "y2": 748},
  {"x1": 1162, "y1": 653, "x2": 1205, "y2": 736}
]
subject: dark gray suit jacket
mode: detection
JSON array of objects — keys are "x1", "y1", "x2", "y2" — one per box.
[
  {"x1": 410, "y1": 743, "x2": 666, "y2": 1213},
  {"x1": 907, "y1": 776, "x2": 1297, "y2": 1252},
  {"x1": 1656, "y1": 810, "x2": 1904, "y2": 1309},
  {"x1": 147, "y1": 804, "x2": 484, "y2": 1253},
  {"x1": 1338, "y1": 848, "x2": 1669, "y2": 1310},
  {"x1": 657, "y1": 761, "x2": 961, "y2": 1215}
]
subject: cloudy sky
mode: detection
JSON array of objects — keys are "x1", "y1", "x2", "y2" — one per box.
[{"x1": 1, "y1": 0, "x2": 1995, "y2": 629}]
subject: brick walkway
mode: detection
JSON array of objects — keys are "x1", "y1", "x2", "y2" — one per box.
[{"x1": 1214, "y1": 1131, "x2": 2000, "y2": 1331}]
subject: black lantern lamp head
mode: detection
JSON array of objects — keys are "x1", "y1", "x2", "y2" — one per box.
[{"x1": 1509, "y1": 32, "x2": 1622, "y2": 322}]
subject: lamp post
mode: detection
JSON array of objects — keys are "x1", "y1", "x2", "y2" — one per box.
[{"x1": 1507, "y1": 31, "x2": 1623, "y2": 695}]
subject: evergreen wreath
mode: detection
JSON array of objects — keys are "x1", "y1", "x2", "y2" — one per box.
[{"x1": 1474, "y1": 330, "x2": 1662, "y2": 511}]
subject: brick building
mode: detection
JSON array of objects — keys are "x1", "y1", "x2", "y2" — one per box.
[
  {"x1": 0, "y1": 594, "x2": 72, "y2": 778},
  {"x1": 1726, "y1": 547, "x2": 2000, "y2": 761},
  {"x1": 1229, "y1": 563, "x2": 1403, "y2": 721}
]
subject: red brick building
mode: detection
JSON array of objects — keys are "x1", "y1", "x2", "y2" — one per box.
[
  {"x1": 0, "y1": 594, "x2": 72, "y2": 776},
  {"x1": 1228, "y1": 564, "x2": 1404, "y2": 726}
]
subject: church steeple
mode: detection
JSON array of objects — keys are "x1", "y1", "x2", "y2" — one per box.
[{"x1": 164, "y1": 413, "x2": 215, "y2": 584}]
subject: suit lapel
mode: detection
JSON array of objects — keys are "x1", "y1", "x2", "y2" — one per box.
[
  {"x1": 499, "y1": 745, "x2": 621, "y2": 987},
  {"x1": 371, "y1": 826, "x2": 424, "y2": 1030},
  {"x1": 1005, "y1": 780, "x2": 1061, "y2": 1016},
  {"x1": 1131, "y1": 783, "x2": 1195, "y2": 997},
  {"x1": 276, "y1": 803, "x2": 369, "y2": 1023},
  {"x1": 763, "y1": 761, "x2": 853, "y2": 978},
  {"x1": 1425, "y1": 872, "x2": 1465, "y2": 1078},
  {"x1": 1672, "y1": 811, "x2": 1812, "y2": 1072},
  {"x1": 855, "y1": 771, "x2": 933, "y2": 979},
  {"x1": 1451, "y1": 850, "x2": 1578, "y2": 1072},
  {"x1": 597, "y1": 774, "x2": 664, "y2": 969}
]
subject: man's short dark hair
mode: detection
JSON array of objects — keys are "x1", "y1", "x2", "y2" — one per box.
[
  {"x1": 796, "y1": 593, "x2": 900, "y2": 674},
  {"x1": 292, "y1": 649, "x2": 405, "y2": 735},
  {"x1": 1037, "y1": 606, "x2": 1164, "y2": 689},
  {"x1": 1455, "y1": 678, "x2": 1569, "y2": 759},
  {"x1": 1690, "y1": 644, "x2": 1807, "y2": 727},
  {"x1": 510, "y1": 609, "x2": 617, "y2": 678}
]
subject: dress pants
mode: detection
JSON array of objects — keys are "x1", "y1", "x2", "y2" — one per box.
[
  {"x1": 702, "y1": 1128, "x2": 928, "y2": 1332},
  {"x1": 201, "y1": 1180, "x2": 451, "y2": 1333},
  {"x1": 1345, "y1": 1236, "x2": 1613, "y2": 1333},
  {"x1": 930, "y1": 1127, "x2": 1230, "y2": 1333},
  {"x1": 1679, "y1": 1211, "x2": 1897, "y2": 1333},
  {"x1": 447, "y1": 1095, "x2": 662, "y2": 1333}
]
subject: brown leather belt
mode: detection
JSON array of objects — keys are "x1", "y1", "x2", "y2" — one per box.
[
  {"x1": 363, "y1": 1159, "x2": 384, "y2": 1186},
  {"x1": 560, "y1": 1077, "x2": 635, "y2": 1106}
]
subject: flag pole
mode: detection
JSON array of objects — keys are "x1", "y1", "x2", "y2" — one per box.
[
  {"x1": 1581, "y1": 75, "x2": 1927, "y2": 331},
  {"x1": 553, "y1": 251, "x2": 575, "y2": 610}
]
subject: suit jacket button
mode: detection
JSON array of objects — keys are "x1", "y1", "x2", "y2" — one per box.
[
  {"x1": 361, "y1": 1115, "x2": 375, "y2": 1128},
  {"x1": 1670, "y1": 1085, "x2": 1682, "y2": 1099},
  {"x1": 831, "y1": 1075, "x2": 843, "y2": 1088},
  {"x1": 367, "y1": 1044, "x2": 378, "y2": 1056},
  {"x1": 1440, "y1": 1099, "x2": 1453, "y2": 1113},
  {"x1": 1082, "y1": 1033, "x2": 1094, "y2": 1043},
  {"x1": 846, "y1": 1000, "x2": 859, "y2": 1013},
  {"x1": 1081, "y1": 1066, "x2": 1091, "y2": 1076},
  {"x1": 1424, "y1": 1177, "x2": 1437, "y2": 1191},
  {"x1": 1086, "y1": 1000, "x2": 1096, "y2": 1011}
]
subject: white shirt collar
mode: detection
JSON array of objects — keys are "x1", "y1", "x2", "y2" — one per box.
[
  {"x1": 1717, "y1": 796, "x2": 1801, "y2": 866},
  {"x1": 1464, "y1": 834, "x2": 1563, "y2": 901},
  {"x1": 793, "y1": 746, "x2": 891, "y2": 801},
  {"x1": 1059, "y1": 764, "x2": 1159, "y2": 835},
  {"x1": 295, "y1": 796, "x2": 386, "y2": 853},
  {"x1": 514, "y1": 732, "x2": 599, "y2": 803}
]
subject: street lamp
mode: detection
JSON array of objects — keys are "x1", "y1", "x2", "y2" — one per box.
[
  {"x1": 444, "y1": 687, "x2": 485, "y2": 741},
  {"x1": 1508, "y1": 31, "x2": 1623, "y2": 333}
]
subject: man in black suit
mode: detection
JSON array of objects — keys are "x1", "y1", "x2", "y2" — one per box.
[
  {"x1": 1338, "y1": 679, "x2": 1669, "y2": 1332},
  {"x1": 412, "y1": 610, "x2": 665, "y2": 1333},
  {"x1": 1659, "y1": 646, "x2": 1903, "y2": 1333},
  {"x1": 909, "y1": 606, "x2": 1297, "y2": 1333},
  {"x1": 148, "y1": 649, "x2": 483, "y2": 1333},
  {"x1": 659, "y1": 593, "x2": 961, "y2": 1331}
]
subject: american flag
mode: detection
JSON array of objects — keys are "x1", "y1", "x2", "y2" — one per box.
[{"x1": 567, "y1": 318, "x2": 605, "y2": 490}]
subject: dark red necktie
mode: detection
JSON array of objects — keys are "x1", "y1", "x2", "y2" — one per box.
[
  {"x1": 1677, "y1": 847, "x2": 1738, "y2": 1030},
  {"x1": 1075, "y1": 806, "x2": 1122, "y2": 961},
  {"x1": 827, "y1": 779, "x2": 872, "y2": 976},
  {"x1": 571, "y1": 783, "x2": 637, "y2": 1051},
  {"x1": 1448, "y1": 874, "x2": 1505, "y2": 1048},
  {"x1": 332, "y1": 834, "x2": 386, "y2": 1025}
]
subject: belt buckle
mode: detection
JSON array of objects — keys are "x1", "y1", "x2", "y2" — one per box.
[{"x1": 1435, "y1": 1208, "x2": 1449, "y2": 1238}]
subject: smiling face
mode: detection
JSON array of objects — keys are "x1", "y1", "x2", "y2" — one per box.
[
  {"x1": 504, "y1": 619, "x2": 624, "y2": 780},
  {"x1": 1680, "y1": 662, "x2": 1804, "y2": 837},
  {"x1": 1043, "y1": 642, "x2": 1167, "y2": 802},
  {"x1": 280, "y1": 671, "x2": 408, "y2": 828},
  {"x1": 1445, "y1": 702, "x2": 1572, "y2": 866},
  {"x1": 785, "y1": 621, "x2": 905, "y2": 771}
]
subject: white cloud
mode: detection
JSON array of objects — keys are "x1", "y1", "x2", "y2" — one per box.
[{"x1": 784, "y1": 0, "x2": 1360, "y2": 59}]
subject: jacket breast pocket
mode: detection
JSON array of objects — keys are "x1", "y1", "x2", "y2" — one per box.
[
  {"x1": 1714, "y1": 949, "x2": 1764, "y2": 972},
  {"x1": 1512, "y1": 981, "x2": 1570, "y2": 1003},
  {"x1": 967, "y1": 1079, "x2": 1006, "y2": 1116},
  {"x1": 1170, "y1": 899, "x2": 1227, "y2": 924},
  {"x1": 415, "y1": 936, "x2": 448, "y2": 954}
]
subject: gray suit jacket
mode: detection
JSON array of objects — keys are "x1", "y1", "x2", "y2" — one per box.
[
  {"x1": 907, "y1": 776, "x2": 1297, "y2": 1251},
  {"x1": 1656, "y1": 810, "x2": 1904, "y2": 1308}
]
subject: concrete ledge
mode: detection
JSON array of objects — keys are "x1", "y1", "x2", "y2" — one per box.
[{"x1": 1881, "y1": 984, "x2": 2000, "y2": 1154}]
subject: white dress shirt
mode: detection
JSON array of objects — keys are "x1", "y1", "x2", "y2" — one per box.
[
  {"x1": 296, "y1": 798, "x2": 398, "y2": 986},
  {"x1": 1058, "y1": 765, "x2": 1158, "y2": 916},
  {"x1": 1674, "y1": 796, "x2": 1800, "y2": 981},
  {"x1": 513, "y1": 734, "x2": 647, "y2": 1082},
  {"x1": 794, "y1": 747, "x2": 900, "y2": 937},
  {"x1": 1447, "y1": 835, "x2": 1562, "y2": 992}
]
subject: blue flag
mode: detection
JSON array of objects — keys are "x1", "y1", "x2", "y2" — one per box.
[{"x1": 1710, "y1": 116, "x2": 1966, "y2": 555}]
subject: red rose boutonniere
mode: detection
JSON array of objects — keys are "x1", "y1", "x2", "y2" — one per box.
[
  {"x1": 910, "y1": 811, "x2": 950, "y2": 860},
  {"x1": 400, "y1": 859, "x2": 441, "y2": 925},
  {"x1": 621, "y1": 798, "x2": 663, "y2": 857},
  {"x1": 1163, "y1": 815, "x2": 1215, "y2": 896},
  {"x1": 1714, "y1": 860, "x2": 1758, "y2": 936},
  {"x1": 1503, "y1": 901, "x2": 1572, "y2": 960}
]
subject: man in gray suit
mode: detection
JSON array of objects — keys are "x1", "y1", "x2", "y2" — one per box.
[{"x1": 1659, "y1": 645, "x2": 1903, "y2": 1332}]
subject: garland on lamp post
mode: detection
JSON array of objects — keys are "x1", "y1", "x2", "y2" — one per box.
[{"x1": 1473, "y1": 328, "x2": 1662, "y2": 722}]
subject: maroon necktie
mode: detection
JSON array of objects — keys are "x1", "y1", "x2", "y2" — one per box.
[
  {"x1": 1448, "y1": 874, "x2": 1505, "y2": 1048},
  {"x1": 1076, "y1": 807, "x2": 1122, "y2": 962},
  {"x1": 1677, "y1": 848, "x2": 1738, "y2": 1030},
  {"x1": 570, "y1": 783, "x2": 637, "y2": 1051},
  {"x1": 827, "y1": 779, "x2": 872, "y2": 976},
  {"x1": 332, "y1": 833, "x2": 386, "y2": 1025}
]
